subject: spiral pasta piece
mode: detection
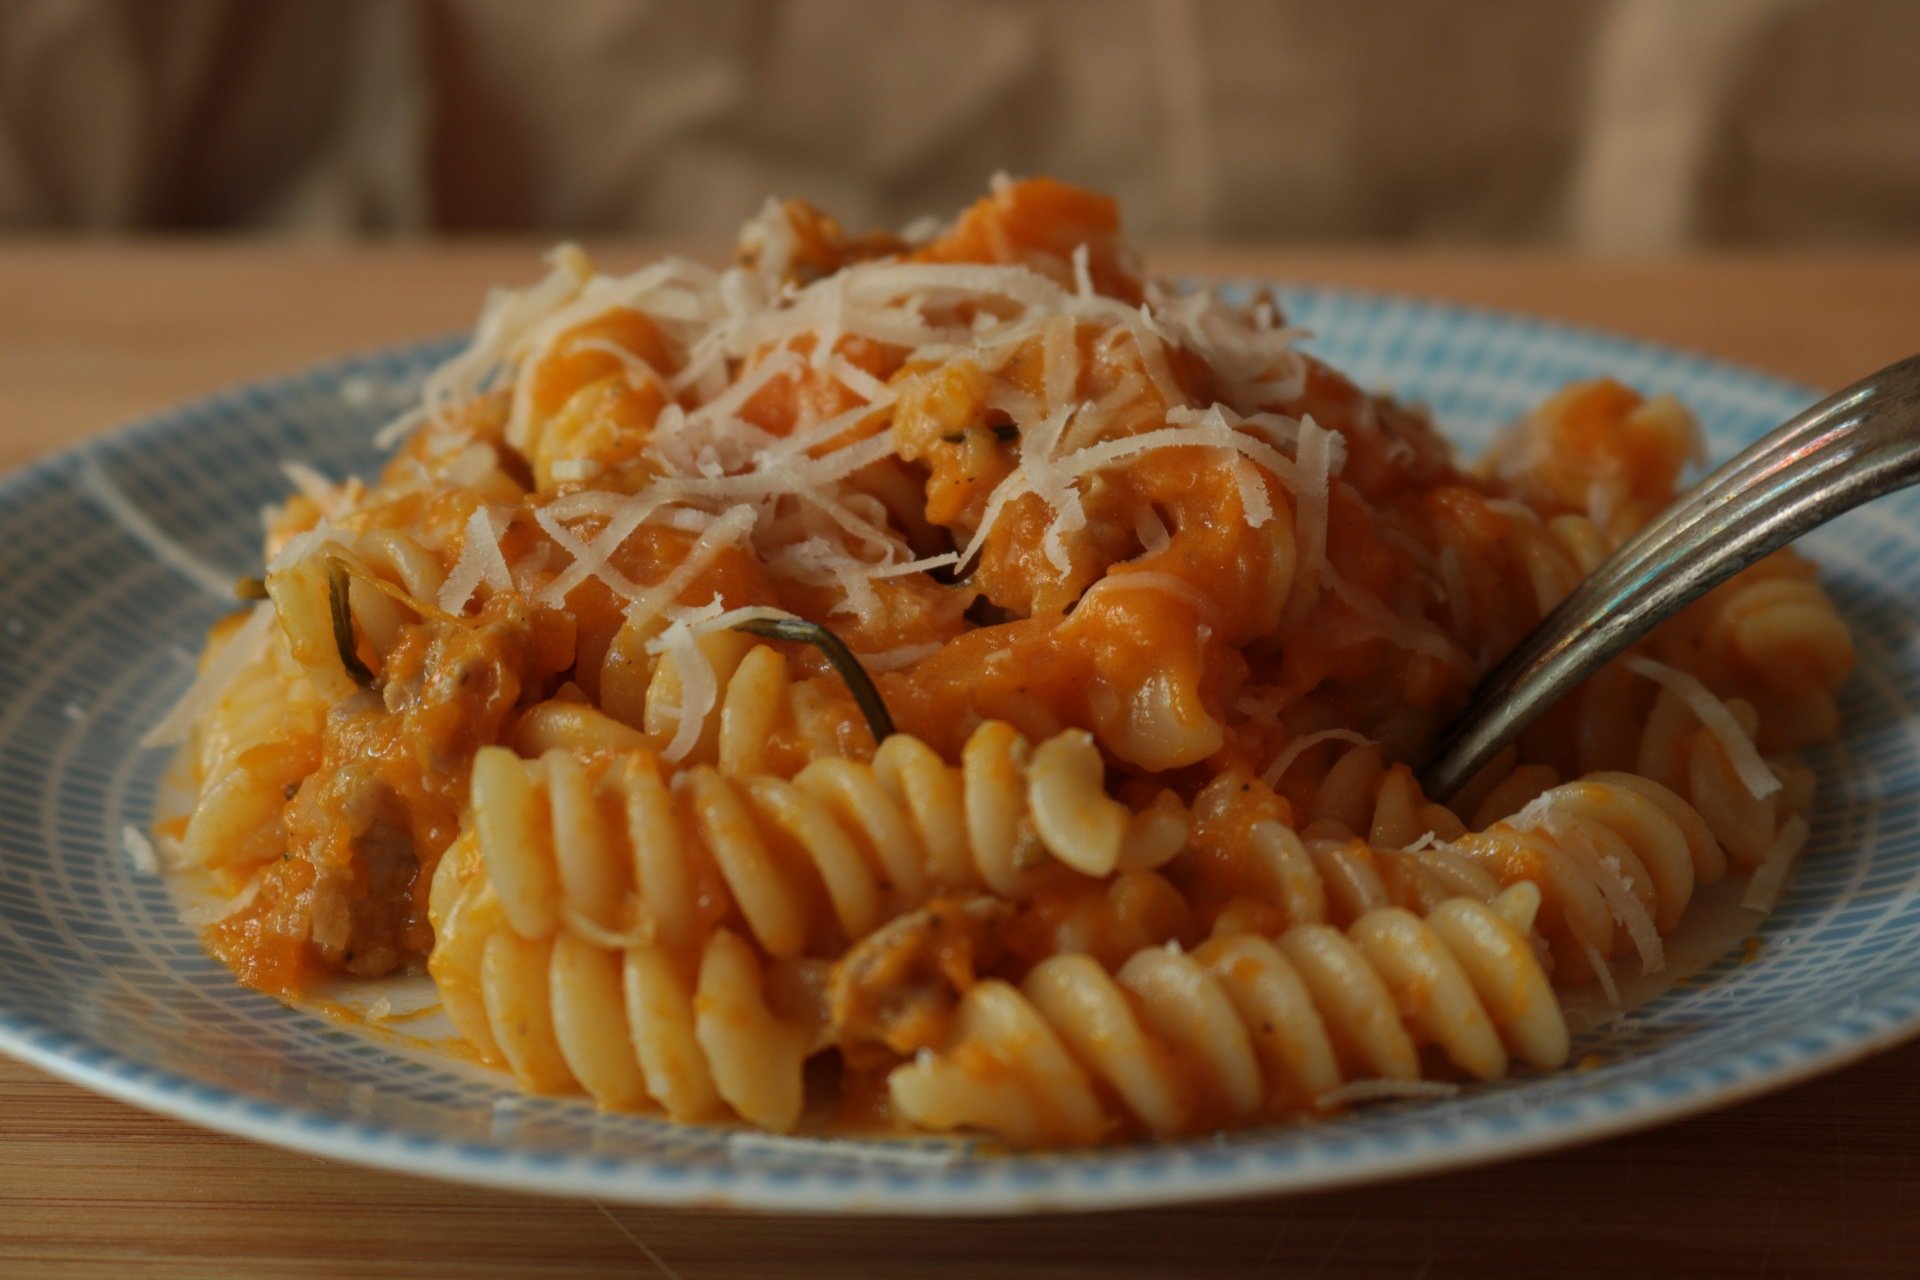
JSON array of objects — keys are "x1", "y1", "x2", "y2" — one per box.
[
  {"x1": 887, "y1": 885, "x2": 1568, "y2": 1146},
  {"x1": 436, "y1": 719, "x2": 1189, "y2": 1124},
  {"x1": 1443, "y1": 778, "x2": 1709, "y2": 980},
  {"x1": 598, "y1": 633, "x2": 861, "y2": 774},
  {"x1": 1445, "y1": 673, "x2": 1813, "y2": 887},
  {"x1": 461, "y1": 722, "x2": 1188, "y2": 964},
  {"x1": 427, "y1": 838, "x2": 821, "y2": 1129},
  {"x1": 1188, "y1": 798, "x2": 1504, "y2": 941},
  {"x1": 1214, "y1": 744, "x2": 1722, "y2": 983},
  {"x1": 1653, "y1": 551, "x2": 1855, "y2": 752},
  {"x1": 1633, "y1": 687, "x2": 1814, "y2": 875},
  {"x1": 179, "y1": 629, "x2": 325, "y2": 870},
  {"x1": 1422, "y1": 495, "x2": 1609, "y2": 671}
]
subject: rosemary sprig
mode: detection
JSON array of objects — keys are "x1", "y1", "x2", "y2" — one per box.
[
  {"x1": 326, "y1": 557, "x2": 377, "y2": 689},
  {"x1": 729, "y1": 616, "x2": 896, "y2": 743}
]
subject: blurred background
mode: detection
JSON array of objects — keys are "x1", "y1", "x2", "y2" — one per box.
[{"x1": 1, "y1": 0, "x2": 1916, "y2": 248}]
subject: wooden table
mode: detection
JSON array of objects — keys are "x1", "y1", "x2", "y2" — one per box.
[{"x1": 1, "y1": 243, "x2": 1917, "y2": 1278}]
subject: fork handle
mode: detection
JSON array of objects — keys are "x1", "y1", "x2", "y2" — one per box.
[{"x1": 1419, "y1": 352, "x2": 1920, "y2": 801}]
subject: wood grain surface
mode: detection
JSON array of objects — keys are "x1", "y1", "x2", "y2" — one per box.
[{"x1": 0, "y1": 241, "x2": 1917, "y2": 1279}]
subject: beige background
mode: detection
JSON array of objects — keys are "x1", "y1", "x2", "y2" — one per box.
[{"x1": 1, "y1": 0, "x2": 1917, "y2": 247}]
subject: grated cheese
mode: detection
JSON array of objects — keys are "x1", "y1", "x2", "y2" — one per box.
[
  {"x1": 178, "y1": 869, "x2": 267, "y2": 927},
  {"x1": 619, "y1": 505, "x2": 761, "y2": 630},
  {"x1": 1323, "y1": 568, "x2": 1472, "y2": 670},
  {"x1": 77, "y1": 459, "x2": 236, "y2": 601},
  {"x1": 959, "y1": 402, "x2": 1324, "y2": 579},
  {"x1": 1742, "y1": 815, "x2": 1810, "y2": 912},
  {"x1": 121, "y1": 825, "x2": 159, "y2": 875},
  {"x1": 1511, "y1": 798, "x2": 1664, "y2": 976},
  {"x1": 377, "y1": 217, "x2": 1333, "y2": 626},
  {"x1": 141, "y1": 602, "x2": 276, "y2": 748},
  {"x1": 1292, "y1": 413, "x2": 1336, "y2": 592},
  {"x1": 857, "y1": 641, "x2": 944, "y2": 673},
  {"x1": 548, "y1": 459, "x2": 603, "y2": 483},
  {"x1": 1133, "y1": 505, "x2": 1171, "y2": 555},
  {"x1": 281, "y1": 462, "x2": 354, "y2": 518},
  {"x1": 438, "y1": 506, "x2": 516, "y2": 614},
  {"x1": 643, "y1": 602, "x2": 801, "y2": 763},
  {"x1": 652, "y1": 623, "x2": 716, "y2": 764},
  {"x1": 1259, "y1": 728, "x2": 1377, "y2": 789},
  {"x1": 532, "y1": 503, "x2": 649, "y2": 604},
  {"x1": 373, "y1": 406, "x2": 429, "y2": 450},
  {"x1": 869, "y1": 551, "x2": 961, "y2": 579},
  {"x1": 1583, "y1": 941, "x2": 1623, "y2": 1007},
  {"x1": 1622, "y1": 655, "x2": 1782, "y2": 799},
  {"x1": 642, "y1": 602, "x2": 803, "y2": 655}
]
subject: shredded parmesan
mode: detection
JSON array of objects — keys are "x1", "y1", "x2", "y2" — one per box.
[
  {"x1": 641, "y1": 601, "x2": 803, "y2": 763},
  {"x1": 375, "y1": 214, "x2": 1326, "y2": 624},
  {"x1": 178, "y1": 869, "x2": 266, "y2": 927},
  {"x1": 548, "y1": 459, "x2": 603, "y2": 483},
  {"x1": 121, "y1": 825, "x2": 159, "y2": 875},
  {"x1": 642, "y1": 603, "x2": 804, "y2": 655},
  {"x1": 1070, "y1": 243, "x2": 1094, "y2": 298},
  {"x1": 1584, "y1": 941, "x2": 1623, "y2": 1007},
  {"x1": 281, "y1": 462, "x2": 354, "y2": 518},
  {"x1": 869, "y1": 552, "x2": 961, "y2": 579},
  {"x1": 1622, "y1": 655, "x2": 1782, "y2": 799},
  {"x1": 1586, "y1": 846, "x2": 1665, "y2": 976},
  {"x1": 373, "y1": 406, "x2": 428, "y2": 450},
  {"x1": 959, "y1": 403, "x2": 1321, "y2": 578},
  {"x1": 438, "y1": 506, "x2": 516, "y2": 613},
  {"x1": 141, "y1": 602, "x2": 276, "y2": 748},
  {"x1": 265, "y1": 521, "x2": 346, "y2": 574},
  {"x1": 857, "y1": 641, "x2": 943, "y2": 673},
  {"x1": 1259, "y1": 728, "x2": 1377, "y2": 787},
  {"x1": 78, "y1": 459, "x2": 235, "y2": 600},
  {"x1": 562, "y1": 906, "x2": 659, "y2": 951},
  {"x1": 618, "y1": 506, "x2": 759, "y2": 627},
  {"x1": 1133, "y1": 505, "x2": 1172, "y2": 554},
  {"x1": 532, "y1": 503, "x2": 648, "y2": 604},
  {"x1": 1743, "y1": 816, "x2": 1810, "y2": 912},
  {"x1": 1293, "y1": 413, "x2": 1336, "y2": 590},
  {"x1": 652, "y1": 623, "x2": 716, "y2": 764},
  {"x1": 1511, "y1": 800, "x2": 1664, "y2": 975},
  {"x1": 1324, "y1": 568, "x2": 1472, "y2": 670}
]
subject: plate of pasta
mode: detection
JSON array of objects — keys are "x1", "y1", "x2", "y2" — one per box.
[{"x1": 2, "y1": 178, "x2": 1918, "y2": 1213}]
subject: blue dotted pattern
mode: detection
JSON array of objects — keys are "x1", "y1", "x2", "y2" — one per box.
[{"x1": 0, "y1": 291, "x2": 1917, "y2": 1214}]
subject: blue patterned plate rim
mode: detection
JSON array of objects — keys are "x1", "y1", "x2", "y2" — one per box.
[{"x1": 0, "y1": 282, "x2": 1914, "y2": 1215}]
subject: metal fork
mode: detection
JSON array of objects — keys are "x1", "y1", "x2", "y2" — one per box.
[{"x1": 1418, "y1": 353, "x2": 1920, "y2": 801}]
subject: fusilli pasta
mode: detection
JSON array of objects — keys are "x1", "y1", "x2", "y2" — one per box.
[
  {"x1": 155, "y1": 176, "x2": 1854, "y2": 1145},
  {"x1": 456, "y1": 723, "x2": 1185, "y2": 961},
  {"x1": 882, "y1": 887, "x2": 1567, "y2": 1146}
]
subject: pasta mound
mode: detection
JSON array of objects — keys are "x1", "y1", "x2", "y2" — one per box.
[{"x1": 160, "y1": 177, "x2": 1854, "y2": 1145}]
